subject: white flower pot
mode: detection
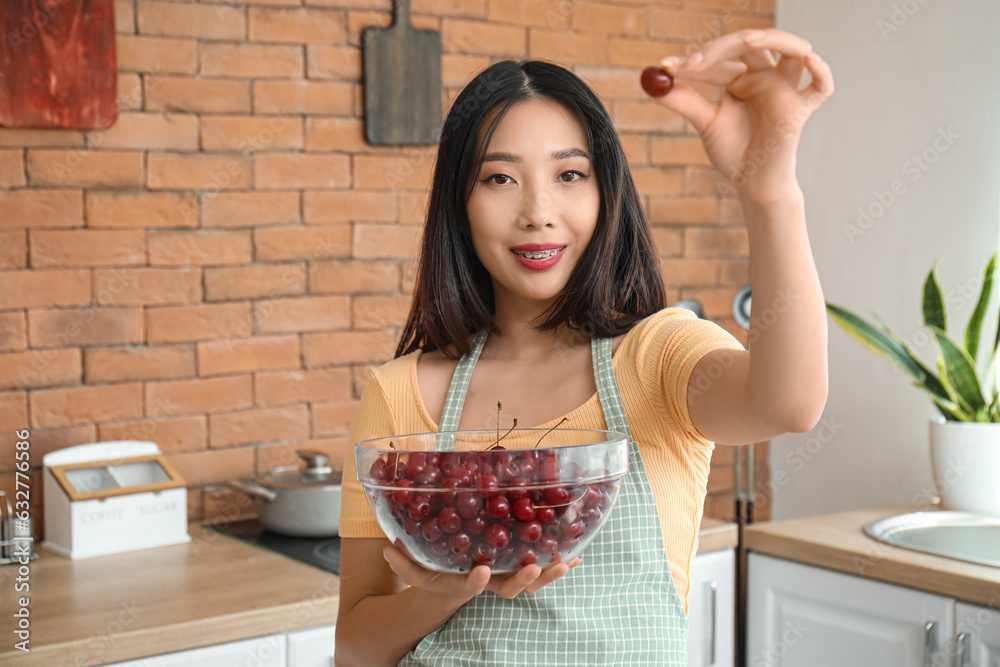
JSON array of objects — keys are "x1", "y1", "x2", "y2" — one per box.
[{"x1": 928, "y1": 419, "x2": 1000, "y2": 515}]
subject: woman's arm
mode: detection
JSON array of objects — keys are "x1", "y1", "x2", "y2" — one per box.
[
  {"x1": 334, "y1": 538, "x2": 481, "y2": 667},
  {"x1": 335, "y1": 538, "x2": 579, "y2": 667},
  {"x1": 647, "y1": 29, "x2": 835, "y2": 445}
]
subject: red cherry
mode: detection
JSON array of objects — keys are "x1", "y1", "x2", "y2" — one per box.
[
  {"x1": 485, "y1": 524, "x2": 511, "y2": 549},
  {"x1": 422, "y1": 520, "x2": 443, "y2": 542},
  {"x1": 516, "y1": 520, "x2": 542, "y2": 543},
  {"x1": 369, "y1": 458, "x2": 388, "y2": 481},
  {"x1": 537, "y1": 533, "x2": 559, "y2": 556},
  {"x1": 475, "y1": 473, "x2": 499, "y2": 497},
  {"x1": 471, "y1": 542, "x2": 497, "y2": 566},
  {"x1": 535, "y1": 506, "x2": 556, "y2": 523},
  {"x1": 431, "y1": 538, "x2": 451, "y2": 556},
  {"x1": 512, "y1": 497, "x2": 536, "y2": 521},
  {"x1": 456, "y1": 492, "x2": 482, "y2": 518},
  {"x1": 407, "y1": 494, "x2": 433, "y2": 521},
  {"x1": 564, "y1": 520, "x2": 586, "y2": 540},
  {"x1": 640, "y1": 66, "x2": 674, "y2": 97},
  {"x1": 405, "y1": 452, "x2": 427, "y2": 479},
  {"x1": 544, "y1": 487, "x2": 570, "y2": 506},
  {"x1": 449, "y1": 532, "x2": 472, "y2": 555},
  {"x1": 465, "y1": 515, "x2": 488, "y2": 535},
  {"x1": 486, "y1": 495, "x2": 511, "y2": 519},
  {"x1": 516, "y1": 544, "x2": 538, "y2": 566},
  {"x1": 391, "y1": 479, "x2": 415, "y2": 505},
  {"x1": 438, "y1": 507, "x2": 462, "y2": 533}
]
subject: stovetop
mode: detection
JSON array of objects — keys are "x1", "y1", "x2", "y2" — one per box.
[{"x1": 205, "y1": 519, "x2": 340, "y2": 575}]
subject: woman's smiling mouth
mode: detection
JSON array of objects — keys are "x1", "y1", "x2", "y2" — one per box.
[
  {"x1": 511, "y1": 247, "x2": 565, "y2": 260},
  {"x1": 509, "y1": 245, "x2": 567, "y2": 270}
]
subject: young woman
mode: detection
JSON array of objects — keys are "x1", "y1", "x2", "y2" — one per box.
[{"x1": 335, "y1": 29, "x2": 833, "y2": 666}]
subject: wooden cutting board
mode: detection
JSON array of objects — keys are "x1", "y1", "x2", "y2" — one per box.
[
  {"x1": 363, "y1": 0, "x2": 442, "y2": 145},
  {"x1": 0, "y1": 0, "x2": 118, "y2": 129}
]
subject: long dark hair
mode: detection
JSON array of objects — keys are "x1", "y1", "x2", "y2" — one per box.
[{"x1": 395, "y1": 60, "x2": 665, "y2": 359}]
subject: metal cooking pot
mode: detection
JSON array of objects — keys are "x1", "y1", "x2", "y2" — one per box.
[{"x1": 227, "y1": 450, "x2": 342, "y2": 538}]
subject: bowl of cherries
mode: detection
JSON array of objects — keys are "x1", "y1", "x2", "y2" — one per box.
[{"x1": 355, "y1": 422, "x2": 629, "y2": 574}]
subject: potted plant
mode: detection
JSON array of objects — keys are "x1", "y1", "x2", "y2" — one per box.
[{"x1": 826, "y1": 253, "x2": 1000, "y2": 515}]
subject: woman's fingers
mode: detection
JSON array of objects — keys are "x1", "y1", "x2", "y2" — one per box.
[
  {"x1": 648, "y1": 81, "x2": 718, "y2": 135},
  {"x1": 691, "y1": 29, "x2": 813, "y2": 71},
  {"x1": 803, "y1": 52, "x2": 834, "y2": 99},
  {"x1": 661, "y1": 57, "x2": 747, "y2": 87},
  {"x1": 488, "y1": 564, "x2": 542, "y2": 599},
  {"x1": 383, "y1": 545, "x2": 491, "y2": 597}
]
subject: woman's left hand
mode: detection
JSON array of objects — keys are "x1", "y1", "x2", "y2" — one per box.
[{"x1": 647, "y1": 29, "x2": 834, "y2": 206}]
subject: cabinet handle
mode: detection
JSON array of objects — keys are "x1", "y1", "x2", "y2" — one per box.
[
  {"x1": 923, "y1": 621, "x2": 937, "y2": 667},
  {"x1": 955, "y1": 632, "x2": 970, "y2": 667},
  {"x1": 703, "y1": 580, "x2": 717, "y2": 666}
]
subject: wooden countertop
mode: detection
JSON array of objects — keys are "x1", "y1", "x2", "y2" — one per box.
[
  {"x1": 744, "y1": 502, "x2": 1000, "y2": 607},
  {"x1": 0, "y1": 517, "x2": 733, "y2": 666},
  {"x1": 698, "y1": 516, "x2": 738, "y2": 554},
  {"x1": 0, "y1": 524, "x2": 339, "y2": 667}
]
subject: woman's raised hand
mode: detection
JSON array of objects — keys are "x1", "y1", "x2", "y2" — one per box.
[
  {"x1": 647, "y1": 29, "x2": 834, "y2": 205},
  {"x1": 383, "y1": 543, "x2": 581, "y2": 601}
]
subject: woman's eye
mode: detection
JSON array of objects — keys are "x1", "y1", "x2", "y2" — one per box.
[
  {"x1": 560, "y1": 171, "x2": 586, "y2": 182},
  {"x1": 484, "y1": 174, "x2": 513, "y2": 185}
]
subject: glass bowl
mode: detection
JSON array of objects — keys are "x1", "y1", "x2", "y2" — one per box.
[{"x1": 355, "y1": 429, "x2": 629, "y2": 574}]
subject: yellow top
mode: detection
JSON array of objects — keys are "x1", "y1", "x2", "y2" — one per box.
[{"x1": 340, "y1": 308, "x2": 745, "y2": 613}]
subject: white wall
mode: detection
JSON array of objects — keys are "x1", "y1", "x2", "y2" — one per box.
[{"x1": 768, "y1": 0, "x2": 1000, "y2": 519}]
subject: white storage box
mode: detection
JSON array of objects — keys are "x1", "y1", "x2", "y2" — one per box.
[{"x1": 43, "y1": 441, "x2": 190, "y2": 559}]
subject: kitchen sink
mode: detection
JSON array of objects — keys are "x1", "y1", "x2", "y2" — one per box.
[{"x1": 864, "y1": 511, "x2": 1000, "y2": 568}]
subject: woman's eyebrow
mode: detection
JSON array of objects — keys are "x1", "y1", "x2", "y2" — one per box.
[{"x1": 481, "y1": 148, "x2": 592, "y2": 163}]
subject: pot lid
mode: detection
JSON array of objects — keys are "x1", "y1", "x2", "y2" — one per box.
[{"x1": 260, "y1": 450, "x2": 343, "y2": 489}]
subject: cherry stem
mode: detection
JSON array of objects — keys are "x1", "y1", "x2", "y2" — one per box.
[
  {"x1": 534, "y1": 488, "x2": 588, "y2": 510},
  {"x1": 496, "y1": 401, "x2": 501, "y2": 446},
  {"x1": 487, "y1": 418, "x2": 518, "y2": 450},
  {"x1": 534, "y1": 417, "x2": 568, "y2": 448},
  {"x1": 389, "y1": 441, "x2": 399, "y2": 478}
]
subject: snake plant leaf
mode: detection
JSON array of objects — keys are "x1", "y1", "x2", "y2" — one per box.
[
  {"x1": 965, "y1": 253, "x2": 996, "y2": 362},
  {"x1": 926, "y1": 390, "x2": 971, "y2": 421},
  {"x1": 928, "y1": 325, "x2": 985, "y2": 414},
  {"x1": 827, "y1": 302, "x2": 930, "y2": 384},
  {"x1": 922, "y1": 265, "x2": 946, "y2": 332},
  {"x1": 870, "y1": 313, "x2": 951, "y2": 403}
]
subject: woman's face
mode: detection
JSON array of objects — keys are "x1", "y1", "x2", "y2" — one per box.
[{"x1": 466, "y1": 97, "x2": 601, "y2": 312}]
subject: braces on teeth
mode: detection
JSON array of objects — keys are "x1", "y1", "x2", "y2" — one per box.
[{"x1": 514, "y1": 248, "x2": 562, "y2": 260}]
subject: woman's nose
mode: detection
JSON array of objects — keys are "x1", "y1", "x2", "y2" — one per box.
[{"x1": 517, "y1": 185, "x2": 555, "y2": 228}]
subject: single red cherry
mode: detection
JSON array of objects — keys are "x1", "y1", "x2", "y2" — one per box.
[
  {"x1": 438, "y1": 507, "x2": 462, "y2": 533},
  {"x1": 512, "y1": 498, "x2": 536, "y2": 521},
  {"x1": 640, "y1": 66, "x2": 674, "y2": 98},
  {"x1": 407, "y1": 494, "x2": 433, "y2": 521},
  {"x1": 449, "y1": 532, "x2": 472, "y2": 555},
  {"x1": 465, "y1": 515, "x2": 488, "y2": 535},
  {"x1": 485, "y1": 524, "x2": 511, "y2": 549},
  {"x1": 516, "y1": 520, "x2": 543, "y2": 543},
  {"x1": 422, "y1": 520, "x2": 443, "y2": 542},
  {"x1": 486, "y1": 495, "x2": 511, "y2": 519}
]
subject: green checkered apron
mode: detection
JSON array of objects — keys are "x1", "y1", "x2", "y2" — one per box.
[{"x1": 399, "y1": 331, "x2": 689, "y2": 666}]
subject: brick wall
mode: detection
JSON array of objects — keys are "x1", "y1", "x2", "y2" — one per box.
[{"x1": 0, "y1": 0, "x2": 774, "y2": 538}]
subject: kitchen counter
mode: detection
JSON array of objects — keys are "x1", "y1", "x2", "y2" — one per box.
[
  {"x1": 0, "y1": 524, "x2": 339, "y2": 667},
  {"x1": 698, "y1": 516, "x2": 738, "y2": 554},
  {"x1": 0, "y1": 517, "x2": 734, "y2": 666},
  {"x1": 744, "y1": 502, "x2": 1000, "y2": 607}
]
